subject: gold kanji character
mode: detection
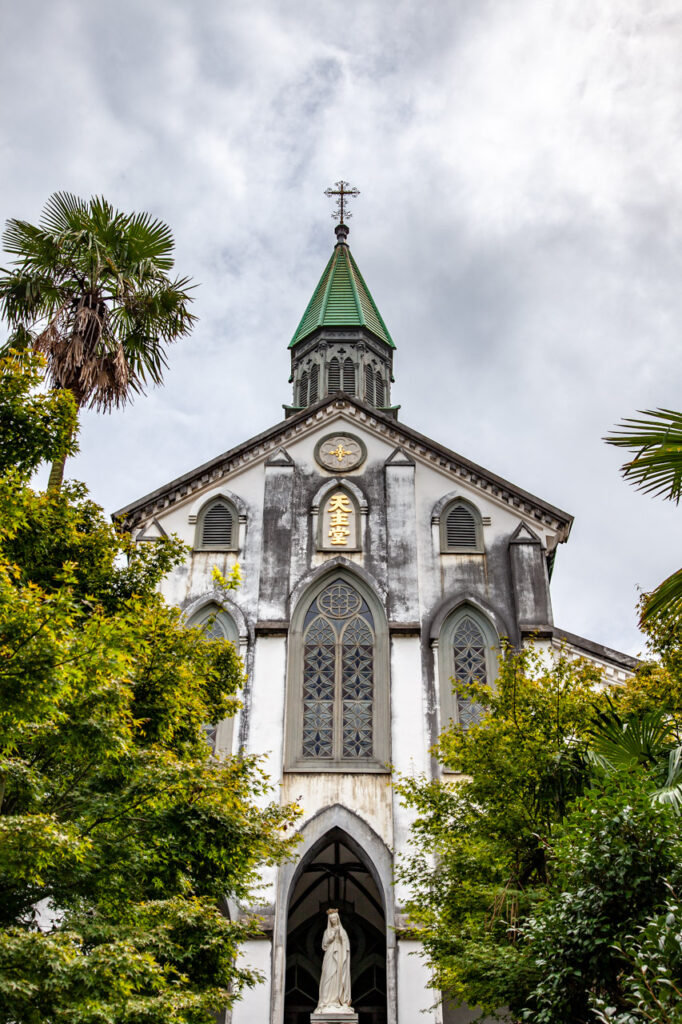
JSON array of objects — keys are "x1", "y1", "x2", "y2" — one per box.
[{"x1": 328, "y1": 493, "x2": 352, "y2": 546}]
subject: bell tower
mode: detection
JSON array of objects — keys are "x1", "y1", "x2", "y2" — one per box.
[{"x1": 285, "y1": 182, "x2": 397, "y2": 417}]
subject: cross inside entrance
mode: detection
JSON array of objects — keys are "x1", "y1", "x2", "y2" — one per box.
[{"x1": 324, "y1": 180, "x2": 360, "y2": 224}]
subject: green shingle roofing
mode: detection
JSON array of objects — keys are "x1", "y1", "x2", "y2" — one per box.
[{"x1": 289, "y1": 243, "x2": 395, "y2": 349}]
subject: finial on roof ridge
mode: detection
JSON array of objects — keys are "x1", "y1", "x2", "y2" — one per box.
[
  {"x1": 334, "y1": 222, "x2": 349, "y2": 246},
  {"x1": 324, "y1": 179, "x2": 360, "y2": 228}
]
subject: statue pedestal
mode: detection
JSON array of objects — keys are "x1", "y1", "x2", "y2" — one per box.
[{"x1": 311, "y1": 1013, "x2": 359, "y2": 1023}]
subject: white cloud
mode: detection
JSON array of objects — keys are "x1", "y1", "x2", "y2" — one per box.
[{"x1": 3, "y1": 0, "x2": 682, "y2": 656}]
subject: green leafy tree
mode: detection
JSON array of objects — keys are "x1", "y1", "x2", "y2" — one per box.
[
  {"x1": 0, "y1": 351, "x2": 77, "y2": 478},
  {"x1": 592, "y1": 894, "x2": 682, "y2": 1024},
  {"x1": 0, "y1": 191, "x2": 196, "y2": 490},
  {"x1": 605, "y1": 410, "x2": 682, "y2": 623},
  {"x1": 512, "y1": 616, "x2": 682, "y2": 1023},
  {"x1": 395, "y1": 645, "x2": 604, "y2": 1018},
  {"x1": 0, "y1": 354, "x2": 300, "y2": 1023},
  {"x1": 518, "y1": 773, "x2": 682, "y2": 1024},
  {"x1": 398, "y1": 604, "x2": 682, "y2": 1023}
]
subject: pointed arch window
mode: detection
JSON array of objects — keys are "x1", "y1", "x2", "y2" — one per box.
[
  {"x1": 438, "y1": 606, "x2": 498, "y2": 734},
  {"x1": 375, "y1": 371, "x2": 385, "y2": 407},
  {"x1": 298, "y1": 371, "x2": 309, "y2": 407},
  {"x1": 318, "y1": 488, "x2": 361, "y2": 551},
  {"x1": 440, "y1": 499, "x2": 484, "y2": 553},
  {"x1": 452, "y1": 615, "x2": 488, "y2": 729},
  {"x1": 286, "y1": 575, "x2": 390, "y2": 771},
  {"x1": 343, "y1": 358, "x2": 356, "y2": 395},
  {"x1": 328, "y1": 358, "x2": 341, "y2": 393},
  {"x1": 302, "y1": 581, "x2": 374, "y2": 759},
  {"x1": 364, "y1": 365, "x2": 375, "y2": 405},
  {"x1": 309, "y1": 364, "x2": 320, "y2": 404},
  {"x1": 189, "y1": 602, "x2": 239, "y2": 646},
  {"x1": 188, "y1": 603, "x2": 239, "y2": 752},
  {"x1": 195, "y1": 497, "x2": 238, "y2": 551}
]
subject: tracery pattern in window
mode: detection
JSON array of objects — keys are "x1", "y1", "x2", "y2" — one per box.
[
  {"x1": 452, "y1": 615, "x2": 487, "y2": 729},
  {"x1": 302, "y1": 580, "x2": 374, "y2": 760},
  {"x1": 203, "y1": 615, "x2": 228, "y2": 641}
]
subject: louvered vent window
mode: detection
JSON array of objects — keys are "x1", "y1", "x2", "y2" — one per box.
[
  {"x1": 200, "y1": 500, "x2": 234, "y2": 549},
  {"x1": 364, "y1": 365, "x2": 374, "y2": 405},
  {"x1": 446, "y1": 505, "x2": 478, "y2": 549},
  {"x1": 309, "y1": 364, "x2": 320, "y2": 404},
  {"x1": 298, "y1": 371, "x2": 308, "y2": 407},
  {"x1": 375, "y1": 372, "x2": 385, "y2": 407},
  {"x1": 328, "y1": 358, "x2": 341, "y2": 393},
  {"x1": 343, "y1": 358, "x2": 356, "y2": 395}
]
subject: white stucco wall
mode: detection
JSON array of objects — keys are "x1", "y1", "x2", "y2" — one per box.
[
  {"x1": 397, "y1": 940, "x2": 441, "y2": 1022},
  {"x1": 230, "y1": 938, "x2": 273, "y2": 1024},
  {"x1": 280, "y1": 772, "x2": 393, "y2": 849}
]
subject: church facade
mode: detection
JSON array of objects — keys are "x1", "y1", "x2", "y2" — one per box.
[{"x1": 116, "y1": 216, "x2": 637, "y2": 1024}]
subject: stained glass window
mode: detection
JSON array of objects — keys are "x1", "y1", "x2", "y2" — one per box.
[
  {"x1": 452, "y1": 615, "x2": 487, "y2": 729},
  {"x1": 190, "y1": 603, "x2": 238, "y2": 646},
  {"x1": 302, "y1": 580, "x2": 374, "y2": 760}
]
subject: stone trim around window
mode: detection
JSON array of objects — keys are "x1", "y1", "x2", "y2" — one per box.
[
  {"x1": 436, "y1": 496, "x2": 484, "y2": 554},
  {"x1": 193, "y1": 495, "x2": 240, "y2": 552},
  {"x1": 284, "y1": 569, "x2": 390, "y2": 773},
  {"x1": 316, "y1": 486, "x2": 362, "y2": 552},
  {"x1": 187, "y1": 601, "x2": 239, "y2": 646}
]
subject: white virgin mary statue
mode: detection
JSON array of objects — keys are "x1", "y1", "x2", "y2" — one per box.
[{"x1": 315, "y1": 909, "x2": 353, "y2": 1013}]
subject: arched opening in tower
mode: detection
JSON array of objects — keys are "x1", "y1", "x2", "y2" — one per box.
[{"x1": 284, "y1": 828, "x2": 387, "y2": 1024}]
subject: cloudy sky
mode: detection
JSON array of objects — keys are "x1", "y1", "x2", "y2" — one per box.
[{"x1": 2, "y1": 0, "x2": 681, "y2": 656}]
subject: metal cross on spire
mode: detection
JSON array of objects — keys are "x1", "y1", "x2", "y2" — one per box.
[{"x1": 324, "y1": 180, "x2": 360, "y2": 225}]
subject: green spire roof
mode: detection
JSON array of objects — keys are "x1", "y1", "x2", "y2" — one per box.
[{"x1": 289, "y1": 240, "x2": 395, "y2": 349}]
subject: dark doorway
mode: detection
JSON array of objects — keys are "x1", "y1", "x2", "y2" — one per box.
[{"x1": 284, "y1": 830, "x2": 387, "y2": 1024}]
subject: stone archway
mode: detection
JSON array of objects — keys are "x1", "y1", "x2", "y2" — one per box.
[
  {"x1": 272, "y1": 805, "x2": 397, "y2": 1024},
  {"x1": 283, "y1": 828, "x2": 387, "y2": 1024}
]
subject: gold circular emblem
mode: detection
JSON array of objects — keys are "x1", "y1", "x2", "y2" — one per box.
[{"x1": 315, "y1": 434, "x2": 366, "y2": 472}]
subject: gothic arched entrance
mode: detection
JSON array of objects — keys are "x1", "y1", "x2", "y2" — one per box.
[{"x1": 283, "y1": 828, "x2": 387, "y2": 1024}]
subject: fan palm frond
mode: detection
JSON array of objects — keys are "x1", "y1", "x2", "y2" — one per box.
[
  {"x1": 604, "y1": 409, "x2": 682, "y2": 503},
  {"x1": 652, "y1": 745, "x2": 682, "y2": 812},
  {"x1": 588, "y1": 707, "x2": 671, "y2": 771},
  {"x1": 39, "y1": 191, "x2": 89, "y2": 235},
  {"x1": 641, "y1": 568, "x2": 682, "y2": 625}
]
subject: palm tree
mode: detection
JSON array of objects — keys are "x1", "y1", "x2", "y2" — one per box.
[
  {"x1": 0, "y1": 192, "x2": 196, "y2": 490},
  {"x1": 589, "y1": 704, "x2": 682, "y2": 812},
  {"x1": 605, "y1": 409, "x2": 682, "y2": 624}
]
